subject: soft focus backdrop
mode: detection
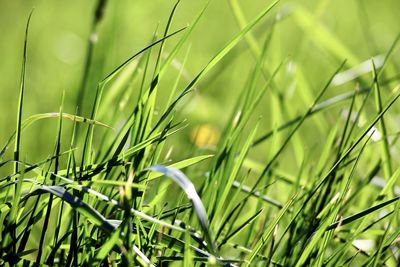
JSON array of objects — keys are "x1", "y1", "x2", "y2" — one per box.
[{"x1": 1, "y1": 0, "x2": 400, "y2": 177}]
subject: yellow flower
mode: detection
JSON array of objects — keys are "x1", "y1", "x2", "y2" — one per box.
[{"x1": 190, "y1": 124, "x2": 220, "y2": 148}]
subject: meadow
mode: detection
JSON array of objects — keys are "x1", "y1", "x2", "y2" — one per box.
[{"x1": 1, "y1": 0, "x2": 400, "y2": 266}]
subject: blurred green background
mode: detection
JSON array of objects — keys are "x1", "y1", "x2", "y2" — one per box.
[{"x1": 1, "y1": 0, "x2": 400, "y2": 172}]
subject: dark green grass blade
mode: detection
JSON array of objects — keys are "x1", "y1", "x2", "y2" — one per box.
[
  {"x1": 15, "y1": 193, "x2": 48, "y2": 255},
  {"x1": 277, "y1": 94, "x2": 400, "y2": 260},
  {"x1": 0, "y1": 149, "x2": 73, "y2": 185},
  {"x1": 1, "y1": 249, "x2": 37, "y2": 264},
  {"x1": 32, "y1": 171, "x2": 185, "y2": 232},
  {"x1": 40, "y1": 180, "x2": 226, "y2": 262},
  {"x1": 21, "y1": 185, "x2": 115, "y2": 233},
  {"x1": 215, "y1": 202, "x2": 242, "y2": 241},
  {"x1": 50, "y1": 94, "x2": 65, "y2": 264},
  {"x1": 295, "y1": 131, "x2": 371, "y2": 267},
  {"x1": 212, "y1": 122, "x2": 259, "y2": 220},
  {"x1": 326, "y1": 196, "x2": 400, "y2": 231},
  {"x1": 75, "y1": 122, "x2": 184, "y2": 181},
  {"x1": 323, "y1": 211, "x2": 394, "y2": 266},
  {"x1": 372, "y1": 195, "x2": 400, "y2": 266},
  {"x1": 37, "y1": 93, "x2": 66, "y2": 263},
  {"x1": 157, "y1": 256, "x2": 242, "y2": 265},
  {"x1": 46, "y1": 230, "x2": 72, "y2": 265},
  {"x1": 79, "y1": 27, "x2": 186, "y2": 169},
  {"x1": 5, "y1": 167, "x2": 26, "y2": 265},
  {"x1": 245, "y1": 193, "x2": 298, "y2": 265},
  {"x1": 91, "y1": 228, "x2": 121, "y2": 264},
  {"x1": 335, "y1": 87, "x2": 357, "y2": 160},
  {"x1": 290, "y1": 39, "x2": 400, "y2": 222}
]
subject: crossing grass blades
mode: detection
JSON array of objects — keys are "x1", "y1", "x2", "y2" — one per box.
[{"x1": 1, "y1": 1, "x2": 400, "y2": 266}]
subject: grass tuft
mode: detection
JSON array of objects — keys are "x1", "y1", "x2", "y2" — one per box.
[{"x1": 1, "y1": 1, "x2": 400, "y2": 266}]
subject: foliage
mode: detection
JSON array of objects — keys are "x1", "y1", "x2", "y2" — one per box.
[{"x1": 1, "y1": 0, "x2": 400, "y2": 266}]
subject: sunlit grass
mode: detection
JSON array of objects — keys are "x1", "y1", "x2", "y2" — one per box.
[{"x1": 1, "y1": 1, "x2": 400, "y2": 266}]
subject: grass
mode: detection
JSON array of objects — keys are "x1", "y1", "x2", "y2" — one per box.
[{"x1": 1, "y1": 0, "x2": 400, "y2": 266}]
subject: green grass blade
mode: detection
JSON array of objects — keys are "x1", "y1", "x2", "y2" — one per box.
[
  {"x1": 326, "y1": 196, "x2": 400, "y2": 231},
  {"x1": 147, "y1": 155, "x2": 214, "y2": 180},
  {"x1": 101, "y1": 27, "x2": 186, "y2": 85},
  {"x1": 14, "y1": 9, "x2": 33, "y2": 175},
  {"x1": 151, "y1": 1, "x2": 278, "y2": 132},
  {"x1": 372, "y1": 60, "x2": 392, "y2": 178}
]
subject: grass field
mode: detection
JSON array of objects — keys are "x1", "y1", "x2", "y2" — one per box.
[{"x1": 1, "y1": 0, "x2": 400, "y2": 266}]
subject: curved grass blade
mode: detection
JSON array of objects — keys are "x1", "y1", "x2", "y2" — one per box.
[
  {"x1": 146, "y1": 165, "x2": 218, "y2": 257},
  {"x1": 45, "y1": 173, "x2": 187, "y2": 233},
  {"x1": 147, "y1": 154, "x2": 214, "y2": 181},
  {"x1": 21, "y1": 185, "x2": 115, "y2": 233},
  {"x1": 1, "y1": 112, "x2": 112, "y2": 158}
]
